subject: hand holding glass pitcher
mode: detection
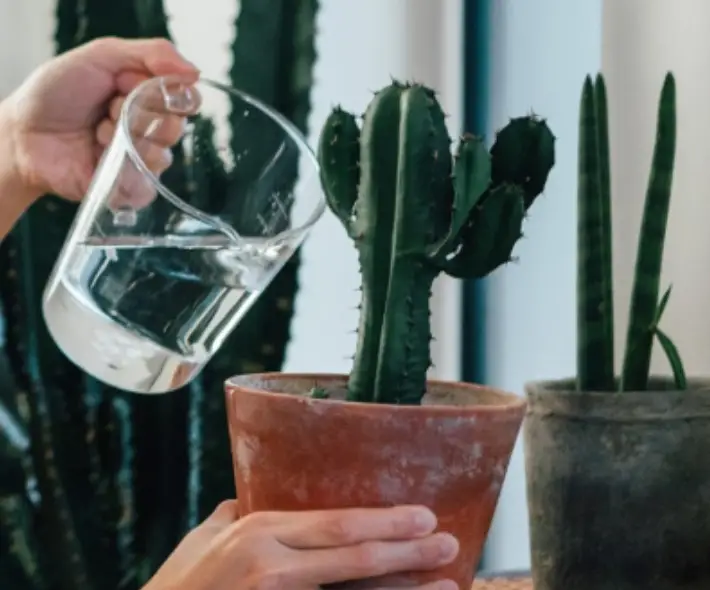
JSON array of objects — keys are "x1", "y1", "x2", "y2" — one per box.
[{"x1": 15, "y1": 42, "x2": 326, "y2": 395}]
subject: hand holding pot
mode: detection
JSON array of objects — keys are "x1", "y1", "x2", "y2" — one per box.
[{"x1": 144, "y1": 500, "x2": 460, "y2": 590}]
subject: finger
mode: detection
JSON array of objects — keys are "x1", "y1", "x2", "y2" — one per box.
[
  {"x1": 129, "y1": 109, "x2": 187, "y2": 148},
  {"x1": 81, "y1": 37, "x2": 200, "y2": 80},
  {"x1": 275, "y1": 506, "x2": 438, "y2": 549},
  {"x1": 109, "y1": 95, "x2": 188, "y2": 148},
  {"x1": 133, "y1": 137, "x2": 174, "y2": 174},
  {"x1": 297, "y1": 533, "x2": 459, "y2": 586},
  {"x1": 128, "y1": 80, "x2": 204, "y2": 118},
  {"x1": 96, "y1": 119, "x2": 174, "y2": 172},
  {"x1": 96, "y1": 118, "x2": 116, "y2": 146}
]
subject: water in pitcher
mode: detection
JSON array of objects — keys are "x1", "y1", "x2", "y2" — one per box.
[{"x1": 42, "y1": 233, "x2": 295, "y2": 393}]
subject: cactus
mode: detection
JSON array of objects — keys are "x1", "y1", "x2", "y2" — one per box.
[
  {"x1": 0, "y1": 0, "x2": 319, "y2": 588},
  {"x1": 576, "y1": 72, "x2": 686, "y2": 393},
  {"x1": 317, "y1": 82, "x2": 556, "y2": 404}
]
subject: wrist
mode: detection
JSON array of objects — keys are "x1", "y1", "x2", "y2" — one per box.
[{"x1": 0, "y1": 98, "x2": 41, "y2": 208}]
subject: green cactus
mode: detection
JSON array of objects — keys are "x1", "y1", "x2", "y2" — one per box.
[
  {"x1": 317, "y1": 82, "x2": 556, "y2": 404},
  {"x1": 576, "y1": 72, "x2": 686, "y2": 393},
  {"x1": 0, "y1": 0, "x2": 319, "y2": 588}
]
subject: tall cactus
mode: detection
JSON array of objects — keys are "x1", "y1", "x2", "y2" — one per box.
[
  {"x1": 576, "y1": 75, "x2": 615, "y2": 391},
  {"x1": 576, "y1": 72, "x2": 686, "y2": 393},
  {"x1": 317, "y1": 82, "x2": 556, "y2": 404},
  {"x1": 187, "y1": 0, "x2": 319, "y2": 518},
  {"x1": 0, "y1": 0, "x2": 319, "y2": 589},
  {"x1": 619, "y1": 73, "x2": 680, "y2": 391}
]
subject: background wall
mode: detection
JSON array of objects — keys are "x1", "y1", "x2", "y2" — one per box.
[
  {"x1": 0, "y1": 0, "x2": 464, "y2": 381},
  {"x1": 602, "y1": 0, "x2": 710, "y2": 377}
]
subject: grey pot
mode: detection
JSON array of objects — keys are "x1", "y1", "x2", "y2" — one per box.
[{"x1": 524, "y1": 377, "x2": 710, "y2": 590}]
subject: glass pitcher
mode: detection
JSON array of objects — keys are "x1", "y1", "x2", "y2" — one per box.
[{"x1": 42, "y1": 76, "x2": 325, "y2": 395}]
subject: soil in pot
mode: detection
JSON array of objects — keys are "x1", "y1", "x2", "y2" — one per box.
[
  {"x1": 225, "y1": 373, "x2": 526, "y2": 589},
  {"x1": 524, "y1": 377, "x2": 710, "y2": 590}
]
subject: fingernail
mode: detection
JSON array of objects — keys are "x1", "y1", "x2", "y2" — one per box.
[
  {"x1": 409, "y1": 506, "x2": 437, "y2": 533},
  {"x1": 433, "y1": 533, "x2": 459, "y2": 563},
  {"x1": 433, "y1": 580, "x2": 459, "y2": 590}
]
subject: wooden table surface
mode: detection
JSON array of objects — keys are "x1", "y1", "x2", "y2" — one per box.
[{"x1": 471, "y1": 571, "x2": 532, "y2": 589}]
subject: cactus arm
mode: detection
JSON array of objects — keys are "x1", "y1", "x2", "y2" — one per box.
[
  {"x1": 438, "y1": 115, "x2": 555, "y2": 279},
  {"x1": 490, "y1": 116, "x2": 556, "y2": 209},
  {"x1": 620, "y1": 73, "x2": 676, "y2": 391},
  {"x1": 439, "y1": 183, "x2": 525, "y2": 279},
  {"x1": 317, "y1": 107, "x2": 361, "y2": 232},
  {"x1": 594, "y1": 74, "x2": 615, "y2": 383},
  {"x1": 428, "y1": 134, "x2": 491, "y2": 259},
  {"x1": 371, "y1": 86, "x2": 451, "y2": 404},
  {"x1": 576, "y1": 76, "x2": 614, "y2": 391}
]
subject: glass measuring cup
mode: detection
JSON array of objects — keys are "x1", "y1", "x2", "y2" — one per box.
[{"x1": 42, "y1": 76, "x2": 326, "y2": 394}]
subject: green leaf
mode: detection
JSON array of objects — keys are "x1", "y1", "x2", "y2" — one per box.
[
  {"x1": 653, "y1": 284, "x2": 673, "y2": 327},
  {"x1": 654, "y1": 326, "x2": 687, "y2": 390}
]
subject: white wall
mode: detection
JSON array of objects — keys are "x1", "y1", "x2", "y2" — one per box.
[
  {"x1": 0, "y1": 0, "x2": 55, "y2": 98},
  {"x1": 602, "y1": 0, "x2": 710, "y2": 376},
  {"x1": 481, "y1": 0, "x2": 602, "y2": 572}
]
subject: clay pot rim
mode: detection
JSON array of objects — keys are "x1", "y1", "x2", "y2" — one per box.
[
  {"x1": 225, "y1": 372, "x2": 526, "y2": 413},
  {"x1": 524, "y1": 376, "x2": 710, "y2": 421},
  {"x1": 526, "y1": 375, "x2": 710, "y2": 396}
]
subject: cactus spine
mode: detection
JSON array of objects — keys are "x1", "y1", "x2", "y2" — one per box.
[
  {"x1": 576, "y1": 72, "x2": 686, "y2": 393},
  {"x1": 0, "y1": 0, "x2": 319, "y2": 588},
  {"x1": 318, "y1": 82, "x2": 556, "y2": 404}
]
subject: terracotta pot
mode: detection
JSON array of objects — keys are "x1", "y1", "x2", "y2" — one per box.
[
  {"x1": 224, "y1": 373, "x2": 525, "y2": 589},
  {"x1": 524, "y1": 377, "x2": 710, "y2": 590}
]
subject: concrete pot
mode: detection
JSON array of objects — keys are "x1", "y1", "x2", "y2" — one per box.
[
  {"x1": 225, "y1": 373, "x2": 525, "y2": 589},
  {"x1": 524, "y1": 377, "x2": 710, "y2": 590}
]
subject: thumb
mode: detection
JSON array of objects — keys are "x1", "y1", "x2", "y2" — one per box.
[{"x1": 205, "y1": 500, "x2": 240, "y2": 529}]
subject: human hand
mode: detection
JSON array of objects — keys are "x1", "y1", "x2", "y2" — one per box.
[
  {"x1": 145, "y1": 500, "x2": 460, "y2": 590},
  {"x1": 2, "y1": 36, "x2": 199, "y2": 205}
]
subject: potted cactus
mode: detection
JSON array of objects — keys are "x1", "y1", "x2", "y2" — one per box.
[
  {"x1": 225, "y1": 80, "x2": 555, "y2": 589},
  {"x1": 523, "y1": 72, "x2": 710, "y2": 590}
]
